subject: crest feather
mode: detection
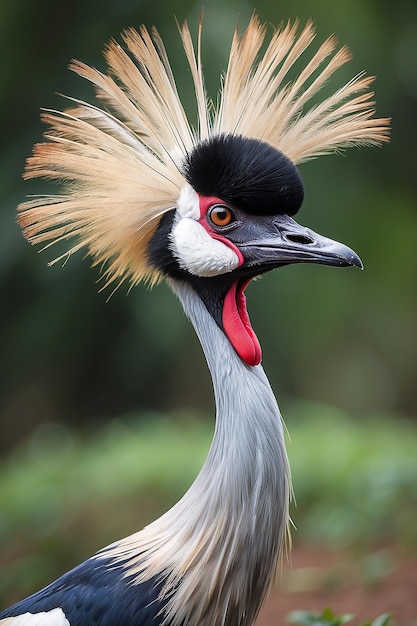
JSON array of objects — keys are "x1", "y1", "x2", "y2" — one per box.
[
  {"x1": 18, "y1": 15, "x2": 389, "y2": 288},
  {"x1": 215, "y1": 16, "x2": 389, "y2": 159}
]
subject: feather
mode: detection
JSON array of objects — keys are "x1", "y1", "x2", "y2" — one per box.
[
  {"x1": 93, "y1": 283, "x2": 291, "y2": 625},
  {"x1": 178, "y1": 15, "x2": 211, "y2": 141},
  {"x1": 18, "y1": 15, "x2": 389, "y2": 289},
  {"x1": 0, "y1": 609, "x2": 70, "y2": 625}
]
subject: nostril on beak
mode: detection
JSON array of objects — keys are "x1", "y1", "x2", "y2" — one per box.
[{"x1": 285, "y1": 233, "x2": 314, "y2": 245}]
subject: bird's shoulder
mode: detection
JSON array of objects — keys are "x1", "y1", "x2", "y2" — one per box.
[{"x1": 0, "y1": 556, "x2": 165, "y2": 625}]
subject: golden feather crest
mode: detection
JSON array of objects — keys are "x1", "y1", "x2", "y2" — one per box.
[{"x1": 18, "y1": 15, "x2": 389, "y2": 289}]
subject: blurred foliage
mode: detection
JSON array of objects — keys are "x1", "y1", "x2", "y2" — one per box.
[
  {"x1": 287, "y1": 607, "x2": 392, "y2": 626},
  {"x1": 286, "y1": 403, "x2": 417, "y2": 548},
  {"x1": 0, "y1": 0, "x2": 416, "y2": 450},
  {"x1": 0, "y1": 405, "x2": 416, "y2": 606}
]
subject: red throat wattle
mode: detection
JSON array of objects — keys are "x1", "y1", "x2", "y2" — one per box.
[{"x1": 222, "y1": 280, "x2": 262, "y2": 367}]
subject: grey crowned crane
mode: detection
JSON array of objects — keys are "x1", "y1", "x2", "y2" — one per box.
[{"x1": 1, "y1": 15, "x2": 389, "y2": 626}]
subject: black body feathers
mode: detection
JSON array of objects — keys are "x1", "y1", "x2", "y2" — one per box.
[{"x1": 0, "y1": 557, "x2": 165, "y2": 625}]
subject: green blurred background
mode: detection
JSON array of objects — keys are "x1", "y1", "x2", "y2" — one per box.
[
  {"x1": 1, "y1": 0, "x2": 416, "y2": 441},
  {"x1": 0, "y1": 0, "x2": 416, "y2": 616}
]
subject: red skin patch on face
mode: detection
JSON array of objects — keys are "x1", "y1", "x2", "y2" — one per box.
[{"x1": 198, "y1": 194, "x2": 262, "y2": 366}]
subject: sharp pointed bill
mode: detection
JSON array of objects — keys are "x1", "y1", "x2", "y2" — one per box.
[{"x1": 238, "y1": 214, "x2": 363, "y2": 271}]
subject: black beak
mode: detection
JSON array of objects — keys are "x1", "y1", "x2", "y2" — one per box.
[{"x1": 239, "y1": 214, "x2": 363, "y2": 272}]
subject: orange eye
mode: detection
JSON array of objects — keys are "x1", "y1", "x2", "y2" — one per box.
[{"x1": 208, "y1": 205, "x2": 234, "y2": 227}]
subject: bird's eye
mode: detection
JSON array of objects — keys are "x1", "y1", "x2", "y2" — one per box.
[{"x1": 208, "y1": 205, "x2": 234, "y2": 227}]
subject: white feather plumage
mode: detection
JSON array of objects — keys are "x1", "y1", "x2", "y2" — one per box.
[{"x1": 0, "y1": 609, "x2": 70, "y2": 626}]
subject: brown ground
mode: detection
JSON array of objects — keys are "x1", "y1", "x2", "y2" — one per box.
[{"x1": 255, "y1": 544, "x2": 417, "y2": 626}]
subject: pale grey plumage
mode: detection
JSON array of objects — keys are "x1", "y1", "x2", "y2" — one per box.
[{"x1": 98, "y1": 279, "x2": 291, "y2": 625}]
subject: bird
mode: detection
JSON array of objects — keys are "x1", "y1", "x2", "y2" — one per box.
[{"x1": 1, "y1": 14, "x2": 389, "y2": 626}]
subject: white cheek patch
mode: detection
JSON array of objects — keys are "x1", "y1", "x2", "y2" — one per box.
[
  {"x1": 176, "y1": 183, "x2": 200, "y2": 219},
  {"x1": 170, "y1": 218, "x2": 240, "y2": 277}
]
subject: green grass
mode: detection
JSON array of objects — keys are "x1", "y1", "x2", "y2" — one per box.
[
  {"x1": 288, "y1": 607, "x2": 392, "y2": 626},
  {"x1": 1, "y1": 403, "x2": 416, "y2": 604}
]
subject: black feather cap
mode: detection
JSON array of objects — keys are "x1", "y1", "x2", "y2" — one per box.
[{"x1": 183, "y1": 134, "x2": 304, "y2": 216}]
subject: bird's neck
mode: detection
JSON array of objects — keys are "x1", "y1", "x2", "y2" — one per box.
[
  {"x1": 100, "y1": 281, "x2": 291, "y2": 626},
  {"x1": 173, "y1": 280, "x2": 291, "y2": 526}
]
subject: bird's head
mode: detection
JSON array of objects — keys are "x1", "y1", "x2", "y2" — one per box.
[
  {"x1": 148, "y1": 134, "x2": 362, "y2": 365},
  {"x1": 18, "y1": 16, "x2": 388, "y2": 366}
]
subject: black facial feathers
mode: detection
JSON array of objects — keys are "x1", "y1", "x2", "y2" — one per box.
[{"x1": 183, "y1": 134, "x2": 304, "y2": 216}]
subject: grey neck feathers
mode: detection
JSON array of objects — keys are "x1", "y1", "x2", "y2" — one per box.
[{"x1": 100, "y1": 280, "x2": 291, "y2": 626}]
